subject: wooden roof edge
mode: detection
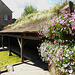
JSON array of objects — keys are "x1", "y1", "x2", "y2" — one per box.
[{"x1": 0, "y1": 31, "x2": 38, "y2": 34}]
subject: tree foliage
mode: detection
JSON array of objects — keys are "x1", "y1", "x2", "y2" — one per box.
[{"x1": 22, "y1": 5, "x2": 37, "y2": 16}]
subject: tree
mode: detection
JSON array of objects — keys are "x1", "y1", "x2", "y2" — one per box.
[{"x1": 22, "y1": 5, "x2": 37, "y2": 16}]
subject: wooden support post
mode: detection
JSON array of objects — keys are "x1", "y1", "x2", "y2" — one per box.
[
  {"x1": 69, "y1": 1, "x2": 74, "y2": 13},
  {"x1": 8, "y1": 37, "x2": 12, "y2": 56},
  {"x1": 2, "y1": 36, "x2": 4, "y2": 49},
  {"x1": 21, "y1": 38, "x2": 24, "y2": 63}
]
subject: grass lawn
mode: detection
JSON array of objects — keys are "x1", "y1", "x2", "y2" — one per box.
[{"x1": 0, "y1": 50, "x2": 21, "y2": 70}]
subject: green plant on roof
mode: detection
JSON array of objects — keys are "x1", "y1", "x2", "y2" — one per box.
[
  {"x1": 22, "y1": 5, "x2": 38, "y2": 16},
  {"x1": 4, "y1": 2, "x2": 68, "y2": 30}
]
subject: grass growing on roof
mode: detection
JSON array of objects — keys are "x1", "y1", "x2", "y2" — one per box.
[
  {"x1": 0, "y1": 50, "x2": 21, "y2": 70},
  {"x1": 4, "y1": 2, "x2": 68, "y2": 30}
]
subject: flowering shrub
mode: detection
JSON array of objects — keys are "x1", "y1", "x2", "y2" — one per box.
[
  {"x1": 38, "y1": 10, "x2": 75, "y2": 43},
  {"x1": 38, "y1": 41, "x2": 75, "y2": 75},
  {"x1": 38, "y1": 10, "x2": 75, "y2": 75}
]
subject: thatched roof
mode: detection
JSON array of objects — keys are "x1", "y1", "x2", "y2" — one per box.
[
  {"x1": 0, "y1": 1, "x2": 73, "y2": 34},
  {"x1": 0, "y1": 19, "x2": 47, "y2": 33}
]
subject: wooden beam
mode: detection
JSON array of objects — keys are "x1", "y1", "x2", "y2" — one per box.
[
  {"x1": 17, "y1": 38, "x2": 21, "y2": 48},
  {"x1": 21, "y1": 38, "x2": 24, "y2": 62},
  {"x1": 2, "y1": 36, "x2": 4, "y2": 49},
  {"x1": 17, "y1": 38, "x2": 27, "y2": 48},
  {"x1": 69, "y1": 1, "x2": 74, "y2": 13},
  {"x1": 0, "y1": 34, "x2": 41, "y2": 40},
  {"x1": 8, "y1": 37, "x2": 12, "y2": 56}
]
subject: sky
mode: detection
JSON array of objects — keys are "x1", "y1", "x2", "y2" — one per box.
[{"x1": 2, "y1": 0, "x2": 74, "y2": 19}]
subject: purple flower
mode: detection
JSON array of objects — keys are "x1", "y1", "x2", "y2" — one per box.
[
  {"x1": 71, "y1": 33, "x2": 74, "y2": 36},
  {"x1": 69, "y1": 18, "x2": 72, "y2": 20},
  {"x1": 64, "y1": 21, "x2": 67, "y2": 24},
  {"x1": 66, "y1": 24, "x2": 70, "y2": 26},
  {"x1": 59, "y1": 20, "x2": 64, "y2": 24}
]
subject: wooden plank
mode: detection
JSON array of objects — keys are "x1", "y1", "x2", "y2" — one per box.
[
  {"x1": 2, "y1": 36, "x2": 4, "y2": 49},
  {"x1": 17, "y1": 38, "x2": 21, "y2": 48},
  {"x1": 21, "y1": 38, "x2": 23, "y2": 62},
  {"x1": 8, "y1": 37, "x2": 12, "y2": 56},
  {"x1": 0, "y1": 34, "x2": 41, "y2": 40},
  {"x1": 69, "y1": 1, "x2": 74, "y2": 13},
  {"x1": 17, "y1": 38, "x2": 28, "y2": 48}
]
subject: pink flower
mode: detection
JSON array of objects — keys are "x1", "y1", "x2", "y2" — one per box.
[
  {"x1": 37, "y1": 46, "x2": 39, "y2": 49},
  {"x1": 56, "y1": 58, "x2": 59, "y2": 61},
  {"x1": 48, "y1": 23, "x2": 50, "y2": 25},
  {"x1": 50, "y1": 60, "x2": 53, "y2": 65},
  {"x1": 54, "y1": 40, "x2": 58, "y2": 44},
  {"x1": 52, "y1": 24, "x2": 55, "y2": 26},
  {"x1": 54, "y1": 70, "x2": 56, "y2": 74},
  {"x1": 61, "y1": 10, "x2": 66, "y2": 14},
  {"x1": 66, "y1": 11, "x2": 69, "y2": 13},
  {"x1": 72, "y1": 23, "x2": 75, "y2": 30},
  {"x1": 60, "y1": 57, "x2": 63, "y2": 60},
  {"x1": 52, "y1": 27, "x2": 55, "y2": 30},
  {"x1": 42, "y1": 40, "x2": 43, "y2": 42},
  {"x1": 62, "y1": 51, "x2": 64, "y2": 53},
  {"x1": 59, "y1": 52, "x2": 61, "y2": 55},
  {"x1": 56, "y1": 33, "x2": 58, "y2": 36},
  {"x1": 72, "y1": 14, "x2": 75, "y2": 19},
  {"x1": 70, "y1": 57, "x2": 73, "y2": 59}
]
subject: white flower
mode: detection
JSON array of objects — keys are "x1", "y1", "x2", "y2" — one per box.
[
  {"x1": 71, "y1": 62, "x2": 74, "y2": 65},
  {"x1": 63, "y1": 57, "x2": 65, "y2": 59},
  {"x1": 74, "y1": 46, "x2": 75, "y2": 50},
  {"x1": 65, "y1": 54, "x2": 69, "y2": 57},
  {"x1": 68, "y1": 62, "x2": 70, "y2": 65},
  {"x1": 61, "y1": 68, "x2": 65, "y2": 72},
  {"x1": 72, "y1": 51, "x2": 74, "y2": 53},
  {"x1": 63, "y1": 64, "x2": 68, "y2": 67},
  {"x1": 69, "y1": 70, "x2": 73, "y2": 74},
  {"x1": 69, "y1": 51, "x2": 72, "y2": 54},
  {"x1": 65, "y1": 69, "x2": 68, "y2": 72}
]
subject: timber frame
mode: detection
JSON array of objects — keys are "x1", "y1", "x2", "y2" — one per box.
[{"x1": 0, "y1": 32, "x2": 41, "y2": 63}]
